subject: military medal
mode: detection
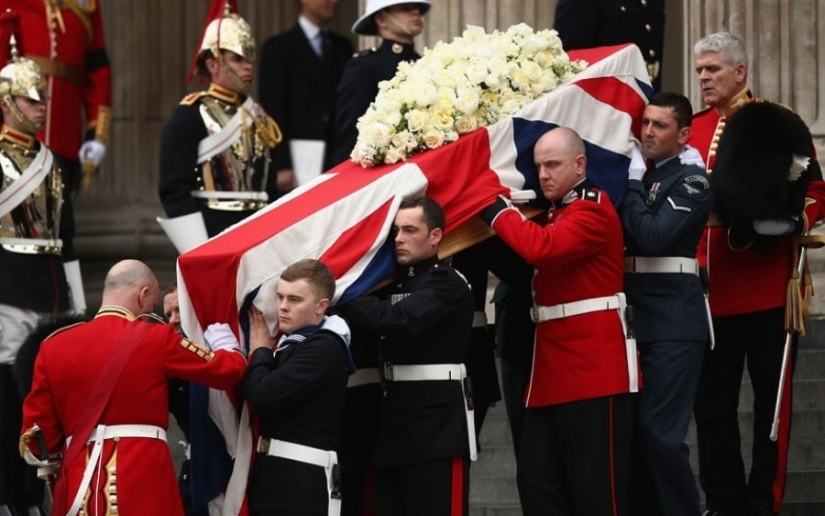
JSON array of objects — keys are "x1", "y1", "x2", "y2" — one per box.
[{"x1": 646, "y1": 182, "x2": 660, "y2": 206}]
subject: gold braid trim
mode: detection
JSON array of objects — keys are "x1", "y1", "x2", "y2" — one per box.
[
  {"x1": 241, "y1": 108, "x2": 282, "y2": 149},
  {"x1": 785, "y1": 234, "x2": 825, "y2": 336}
]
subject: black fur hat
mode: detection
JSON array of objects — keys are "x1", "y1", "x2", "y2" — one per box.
[
  {"x1": 711, "y1": 101, "x2": 814, "y2": 250},
  {"x1": 12, "y1": 313, "x2": 91, "y2": 399}
]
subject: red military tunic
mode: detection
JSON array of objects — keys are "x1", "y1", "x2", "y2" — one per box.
[
  {"x1": 491, "y1": 182, "x2": 638, "y2": 407},
  {"x1": 21, "y1": 307, "x2": 246, "y2": 516},
  {"x1": 16, "y1": 0, "x2": 112, "y2": 159},
  {"x1": 690, "y1": 89, "x2": 825, "y2": 316}
]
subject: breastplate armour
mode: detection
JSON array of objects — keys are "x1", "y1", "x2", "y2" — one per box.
[
  {"x1": 0, "y1": 139, "x2": 63, "y2": 253},
  {"x1": 197, "y1": 95, "x2": 273, "y2": 211}
]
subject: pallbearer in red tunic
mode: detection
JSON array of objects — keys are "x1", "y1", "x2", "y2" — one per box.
[
  {"x1": 479, "y1": 127, "x2": 639, "y2": 516},
  {"x1": 19, "y1": 260, "x2": 247, "y2": 516},
  {"x1": 689, "y1": 32, "x2": 825, "y2": 516}
]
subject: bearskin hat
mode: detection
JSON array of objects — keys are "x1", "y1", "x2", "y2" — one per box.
[{"x1": 711, "y1": 101, "x2": 816, "y2": 250}]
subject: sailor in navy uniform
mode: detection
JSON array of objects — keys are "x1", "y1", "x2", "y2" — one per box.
[{"x1": 332, "y1": 0, "x2": 430, "y2": 164}]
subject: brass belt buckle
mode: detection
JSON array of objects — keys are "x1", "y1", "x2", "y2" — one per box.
[
  {"x1": 257, "y1": 437, "x2": 270, "y2": 454},
  {"x1": 624, "y1": 256, "x2": 636, "y2": 273},
  {"x1": 530, "y1": 306, "x2": 540, "y2": 323}
]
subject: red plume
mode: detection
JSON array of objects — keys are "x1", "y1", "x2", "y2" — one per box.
[
  {"x1": 0, "y1": 9, "x2": 22, "y2": 66},
  {"x1": 186, "y1": 0, "x2": 239, "y2": 83}
]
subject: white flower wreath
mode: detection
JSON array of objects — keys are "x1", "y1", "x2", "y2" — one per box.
[{"x1": 350, "y1": 23, "x2": 588, "y2": 167}]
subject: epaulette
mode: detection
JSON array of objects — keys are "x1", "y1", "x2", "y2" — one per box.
[
  {"x1": 581, "y1": 188, "x2": 602, "y2": 203},
  {"x1": 180, "y1": 91, "x2": 207, "y2": 106},
  {"x1": 137, "y1": 313, "x2": 167, "y2": 324},
  {"x1": 354, "y1": 47, "x2": 377, "y2": 58}
]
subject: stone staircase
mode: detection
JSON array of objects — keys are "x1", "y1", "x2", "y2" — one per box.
[{"x1": 469, "y1": 343, "x2": 825, "y2": 516}]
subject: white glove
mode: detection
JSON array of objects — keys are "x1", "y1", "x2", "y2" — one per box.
[
  {"x1": 628, "y1": 142, "x2": 646, "y2": 181},
  {"x1": 78, "y1": 140, "x2": 106, "y2": 167},
  {"x1": 203, "y1": 323, "x2": 240, "y2": 352},
  {"x1": 679, "y1": 145, "x2": 706, "y2": 168},
  {"x1": 752, "y1": 219, "x2": 796, "y2": 236}
]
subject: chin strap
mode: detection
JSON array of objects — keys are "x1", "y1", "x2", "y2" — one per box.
[{"x1": 2, "y1": 94, "x2": 40, "y2": 134}]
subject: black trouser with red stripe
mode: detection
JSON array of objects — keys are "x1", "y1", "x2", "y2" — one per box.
[
  {"x1": 693, "y1": 308, "x2": 796, "y2": 516},
  {"x1": 517, "y1": 393, "x2": 636, "y2": 516},
  {"x1": 374, "y1": 456, "x2": 470, "y2": 516}
]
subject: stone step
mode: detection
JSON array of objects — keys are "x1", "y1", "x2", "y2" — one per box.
[
  {"x1": 685, "y1": 438, "x2": 825, "y2": 472},
  {"x1": 686, "y1": 410, "x2": 825, "y2": 442},
  {"x1": 470, "y1": 503, "x2": 825, "y2": 516},
  {"x1": 469, "y1": 474, "x2": 520, "y2": 506}
]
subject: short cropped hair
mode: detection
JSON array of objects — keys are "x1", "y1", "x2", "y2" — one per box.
[
  {"x1": 648, "y1": 92, "x2": 694, "y2": 129},
  {"x1": 280, "y1": 259, "x2": 336, "y2": 301},
  {"x1": 694, "y1": 32, "x2": 748, "y2": 71},
  {"x1": 398, "y1": 195, "x2": 445, "y2": 232}
]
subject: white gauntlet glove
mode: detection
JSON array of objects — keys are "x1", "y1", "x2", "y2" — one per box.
[
  {"x1": 78, "y1": 140, "x2": 107, "y2": 167},
  {"x1": 679, "y1": 145, "x2": 706, "y2": 168},
  {"x1": 203, "y1": 323, "x2": 240, "y2": 352},
  {"x1": 628, "y1": 142, "x2": 646, "y2": 181},
  {"x1": 752, "y1": 219, "x2": 796, "y2": 236}
]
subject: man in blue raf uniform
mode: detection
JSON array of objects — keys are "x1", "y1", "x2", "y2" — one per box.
[
  {"x1": 554, "y1": 0, "x2": 665, "y2": 91},
  {"x1": 336, "y1": 196, "x2": 475, "y2": 516},
  {"x1": 622, "y1": 92, "x2": 712, "y2": 516},
  {"x1": 332, "y1": 0, "x2": 430, "y2": 164}
]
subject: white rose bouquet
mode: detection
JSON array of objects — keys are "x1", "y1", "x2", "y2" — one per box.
[{"x1": 350, "y1": 23, "x2": 587, "y2": 167}]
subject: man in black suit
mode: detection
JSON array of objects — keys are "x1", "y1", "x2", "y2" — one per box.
[
  {"x1": 258, "y1": 0, "x2": 353, "y2": 194},
  {"x1": 554, "y1": 0, "x2": 665, "y2": 91},
  {"x1": 332, "y1": 0, "x2": 430, "y2": 165}
]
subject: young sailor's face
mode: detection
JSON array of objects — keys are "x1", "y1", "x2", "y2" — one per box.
[{"x1": 276, "y1": 279, "x2": 325, "y2": 334}]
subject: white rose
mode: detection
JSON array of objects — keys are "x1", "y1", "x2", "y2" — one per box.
[
  {"x1": 421, "y1": 128, "x2": 444, "y2": 149},
  {"x1": 455, "y1": 116, "x2": 478, "y2": 134},
  {"x1": 455, "y1": 87, "x2": 480, "y2": 115},
  {"x1": 365, "y1": 123, "x2": 392, "y2": 147},
  {"x1": 413, "y1": 81, "x2": 439, "y2": 107},
  {"x1": 405, "y1": 109, "x2": 428, "y2": 132},
  {"x1": 465, "y1": 62, "x2": 488, "y2": 84},
  {"x1": 429, "y1": 105, "x2": 455, "y2": 131}
]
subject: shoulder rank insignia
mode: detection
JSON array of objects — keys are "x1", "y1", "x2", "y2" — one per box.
[
  {"x1": 582, "y1": 189, "x2": 601, "y2": 203},
  {"x1": 179, "y1": 338, "x2": 215, "y2": 362},
  {"x1": 683, "y1": 174, "x2": 710, "y2": 192},
  {"x1": 180, "y1": 91, "x2": 207, "y2": 106}
]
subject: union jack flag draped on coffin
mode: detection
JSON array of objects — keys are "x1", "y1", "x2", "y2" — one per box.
[
  {"x1": 177, "y1": 43, "x2": 650, "y2": 342},
  {"x1": 176, "y1": 43, "x2": 651, "y2": 515}
]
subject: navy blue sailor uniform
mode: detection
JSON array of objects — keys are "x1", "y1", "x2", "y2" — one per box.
[
  {"x1": 336, "y1": 256, "x2": 475, "y2": 516},
  {"x1": 621, "y1": 156, "x2": 712, "y2": 516},
  {"x1": 243, "y1": 321, "x2": 350, "y2": 516},
  {"x1": 332, "y1": 39, "x2": 420, "y2": 165}
]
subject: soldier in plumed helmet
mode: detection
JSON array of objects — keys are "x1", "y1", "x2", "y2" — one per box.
[
  {"x1": 158, "y1": 0, "x2": 282, "y2": 253},
  {"x1": 0, "y1": 9, "x2": 75, "y2": 515}
]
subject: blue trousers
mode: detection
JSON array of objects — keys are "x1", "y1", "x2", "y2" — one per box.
[{"x1": 638, "y1": 339, "x2": 705, "y2": 516}]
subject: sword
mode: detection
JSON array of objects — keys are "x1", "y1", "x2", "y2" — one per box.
[{"x1": 770, "y1": 233, "x2": 825, "y2": 441}]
